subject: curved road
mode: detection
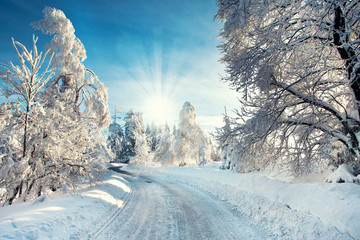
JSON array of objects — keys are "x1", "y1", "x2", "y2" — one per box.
[{"x1": 91, "y1": 170, "x2": 270, "y2": 240}]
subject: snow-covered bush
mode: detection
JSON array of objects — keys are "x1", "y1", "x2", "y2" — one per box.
[{"x1": 326, "y1": 164, "x2": 360, "y2": 184}]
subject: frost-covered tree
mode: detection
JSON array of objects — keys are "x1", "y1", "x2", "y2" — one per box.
[
  {"x1": 0, "y1": 36, "x2": 54, "y2": 158},
  {"x1": 215, "y1": 0, "x2": 360, "y2": 175},
  {"x1": 107, "y1": 107, "x2": 125, "y2": 162},
  {"x1": 145, "y1": 124, "x2": 152, "y2": 151},
  {"x1": 32, "y1": 7, "x2": 110, "y2": 128},
  {"x1": 215, "y1": 111, "x2": 235, "y2": 170},
  {"x1": 153, "y1": 125, "x2": 175, "y2": 166},
  {"x1": 150, "y1": 121, "x2": 161, "y2": 152},
  {"x1": 0, "y1": 7, "x2": 111, "y2": 204},
  {"x1": 122, "y1": 109, "x2": 150, "y2": 163},
  {"x1": 173, "y1": 102, "x2": 215, "y2": 166},
  {"x1": 0, "y1": 36, "x2": 55, "y2": 203},
  {"x1": 107, "y1": 122, "x2": 124, "y2": 162},
  {"x1": 122, "y1": 109, "x2": 137, "y2": 162}
]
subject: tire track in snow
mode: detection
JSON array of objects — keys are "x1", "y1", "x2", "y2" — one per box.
[
  {"x1": 83, "y1": 168, "x2": 134, "y2": 240},
  {"x1": 89, "y1": 184, "x2": 134, "y2": 239}
]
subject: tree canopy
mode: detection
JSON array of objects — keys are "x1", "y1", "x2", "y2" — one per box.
[{"x1": 215, "y1": 0, "x2": 360, "y2": 175}]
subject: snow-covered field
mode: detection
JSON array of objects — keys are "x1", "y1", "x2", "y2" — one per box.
[{"x1": 0, "y1": 163, "x2": 359, "y2": 239}]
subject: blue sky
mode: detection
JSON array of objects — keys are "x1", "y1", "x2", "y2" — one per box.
[{"x1": 0, "y1": 0, "x2": 239, "y2": 131}]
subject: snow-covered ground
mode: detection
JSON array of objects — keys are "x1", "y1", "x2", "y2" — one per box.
[
  {"x1": 0, "y1": 162, "x2": 359, "y2": 239},
  {"x1": 124, "y1": 163, "x2": 360, "y2": 240},
  {"x1": 0, "y1": 170, "x2": 132, "y2": 239}
]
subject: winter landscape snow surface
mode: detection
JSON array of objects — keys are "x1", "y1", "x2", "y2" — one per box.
[{"x1": 0, "y1": 162, "x2": 359, "y2": 240}]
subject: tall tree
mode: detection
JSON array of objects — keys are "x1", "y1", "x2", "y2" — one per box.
[
  {"x1": 107, "y1": 121, "x2": 125, "y2": 162},
  {"x1": 214, "y1": 109, "x2": 235, "y2": 170},
  {"x1": 153, "y1": 125, "x2": 175, "y2": 166},
  {"x1": 173, "y1": 102, "x2": 215, "y2": 166},
  {"x1": 122, "y1": 110, "x2": 150, "y2": 163}
]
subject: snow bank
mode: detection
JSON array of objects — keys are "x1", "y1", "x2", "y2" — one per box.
[
  {"x1": 326, "y1": 164, "x2": 358, "y2": 183},
  {"x1": 125, "y1": 163, "x2": 360, "y2": 239},
  {"x1": 0, "y1": 170, "x2": 131, "y2": 239}
]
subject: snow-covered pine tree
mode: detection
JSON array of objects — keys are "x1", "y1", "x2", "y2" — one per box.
[
  {"x1": 214, "y1": 111, "x2": 234, "y2": 170},
  {"x1": 172, "y1": 101, "x2": 215, "y2": 166},
  {"x1": 32, "y1": 7, "x2": 111, "y2": 129},
  {"x1": 108, "y1": 121, "x2": 125, "y2": 163},
  {"x1": 107, "y1": 107, "x2": 125, "y2": 163},
  {"x1": 150, "y1": 121, "x2": 160, "y2": 152},
  {"x1": 145, "y1": 124, "x2": 153, "y2": 152},
  {"x1": 122, "y1": 110, "x2": 137, "y2": 162},
  {"x1": 153, "y1": 124, "x2": 175, "y2": 166},
  {"x1": 122, "y1": 109, "x2": 150, "y2": 163}
]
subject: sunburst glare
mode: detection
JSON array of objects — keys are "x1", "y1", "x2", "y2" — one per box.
[{"x1": 143, "y1": 94, "x2": 177, "y2": 125}]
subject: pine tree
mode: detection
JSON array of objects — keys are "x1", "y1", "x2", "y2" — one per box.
[
  {"x1": 172, "y1": 102, "x2": 215, "y2": 166},
  {"x1": 108, "y1": 122, "x2": 124, "y2": 163},
  {"x1": 122, "y1": 110, "x2": 150, "y2": 163},
  {"x1": 153, "y1": 125, "x2": 175, "y2": 166}
]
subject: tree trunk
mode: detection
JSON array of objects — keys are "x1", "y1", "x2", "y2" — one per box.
[
  {"x1": 8, "y1": 181, "x2": 23, "y2": 205},
  {"x1": 333, "y1": 5, "x2": 360, "y2": 118},
  {"x1": 23, "y1": 106, "x2": 29, "y2": 157}
]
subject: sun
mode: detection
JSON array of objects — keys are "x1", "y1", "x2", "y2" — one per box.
[{"x1": 143, "y1": 95, "x2": 176, "y2": 125}]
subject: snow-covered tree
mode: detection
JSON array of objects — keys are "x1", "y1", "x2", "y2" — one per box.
[
  {"x1": 145, "y1": 124, "x2": 152, "y2": 151},
  {"x1": 0, "y1": 36, "x2": 54, "y2": 158},
  {"x1": 32, "y1": 7, "x2": 111, "y2": 129},
  {"x1": 150, "y1": 121, "x2": 160, "y2": 152},
  {"x1": 122, "y1": 109, "x2": 150, "y2": 163},
  {"x1": 0, "y1": 36, "x2": 55, "y2": 203},
  {"x1": 107, "y1": 107, "x2": 125, "y2": 162},
  {"x1": 107, "y1": 122, "x2": 124, "y2": 162},
  {"x1": 215, "y1": 0, "x2": 360, "y2": 175},
  {"x1": 172, "y1": 102, "x2": 215, "y2": 166},
  {"x1": 214, "y1": 111, "x2": 235, "y2": 170},
  {"x1": 0, "y1": 7, "x2": 111, "y2": 204},
  {"x1": 153, "y1": 125, "x2": 175, "y2": 166}
]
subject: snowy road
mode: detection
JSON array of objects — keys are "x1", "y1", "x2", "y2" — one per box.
[
  {"x1": 92, "y1": 169, "x2": 270, "y2": 240},
  {"x1": 0, "y1": 165, "x2": 357, "y2": 239}
]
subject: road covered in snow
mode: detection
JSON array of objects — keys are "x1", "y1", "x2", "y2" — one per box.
[
  {"x1": 0, "y1": 163, "x2": 358, "y2": 239},
  {"x1": 94, "y1": 169, "x2": 269, "y2": 239}
]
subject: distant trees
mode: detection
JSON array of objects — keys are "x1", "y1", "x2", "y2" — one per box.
[
  {"x1": 0, "y1": 7, "x2": 111, "y2": 204},
  {"x1": 109, "y1": 102, "x2": 216, "y2": 166},
  {"x1": 215, "y1": 0, "x2": 360, "y2": 175},
  {"x1": 173, "y1": 102, "x2": 215, "y2": 166},
  {"x1": 108, "y1": 109, "x2": 151, "y2": 163},
  {"x1": 154, "y1": 102, "x2": 216, "y2": 166}
]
